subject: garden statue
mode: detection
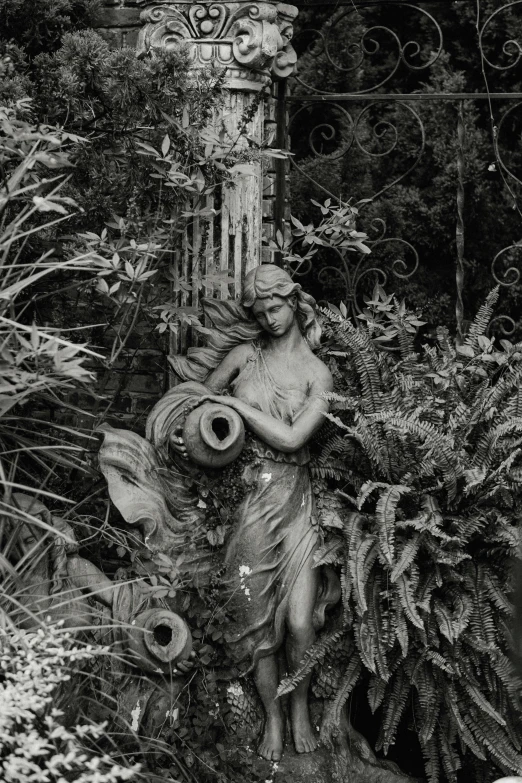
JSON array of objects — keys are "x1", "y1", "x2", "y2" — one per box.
[
  {"x1": 96, "y1": 264, "x2": 341, "y2": 762},
  {"x1": 96, "y1": 265, "x2": 413, "y2": 782},
  {"x1": 170, "y1": 263, "x2": 341, "y2": 760}
]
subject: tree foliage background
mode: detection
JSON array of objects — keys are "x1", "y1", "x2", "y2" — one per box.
[{"x1": 286, "y1": 0, "x2": 522, "y2": 333}]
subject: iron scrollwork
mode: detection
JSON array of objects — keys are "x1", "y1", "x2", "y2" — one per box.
[
  {"x1": 491, "y1": 243, "x2": 522, "y2": 334},
  {"x1": 478, "y1": 0, "x2": 522, "y2": 72},
  {"x1": 286, "y1": 97, "x2": 424, "y2": 312},
  {"x1": 291, "y1": 3, "x2": 443, "y2": 96},
  {"x1": 288, "y1": 99, "x2": 425, "y2": 205}
]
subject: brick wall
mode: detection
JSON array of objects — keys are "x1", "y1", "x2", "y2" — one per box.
[
  {"x1": 95, "y1": 0, "x2": 142, "y2": 50},
  {"x1": 38, "y1": 281, "x2": 169, "y2": 436}
]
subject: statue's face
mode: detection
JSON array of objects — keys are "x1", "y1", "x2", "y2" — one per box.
[{"x1": 251, "y1": 295, "x2": 296, "y2": 337}]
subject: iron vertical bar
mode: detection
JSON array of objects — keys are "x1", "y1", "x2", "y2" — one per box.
[{"x1": 456, "y1": 101, "x2": 466, "y2": 345}]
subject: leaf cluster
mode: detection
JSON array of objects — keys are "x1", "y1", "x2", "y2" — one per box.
[{"x1": 295, "y1": 286, "x2": 522, "y2": 781}]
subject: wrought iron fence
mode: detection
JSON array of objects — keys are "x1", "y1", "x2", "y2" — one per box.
[{"x1": 276, "y1": 0, "x2": 522, "y2": 338}]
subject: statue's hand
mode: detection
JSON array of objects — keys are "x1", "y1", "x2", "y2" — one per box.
[
  {"x1": 200, "y1": 393, "x2": 240, "y2": 410},
  {"x1": 169, "y1": 426, "x2": 188, "y2": 459},
  {"x1": 172, "y1": 650, "x2": 197, "y2": 676}
]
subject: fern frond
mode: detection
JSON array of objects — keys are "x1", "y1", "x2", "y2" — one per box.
[
  {"x1": 380, "y1": 668, "x2": 409, "y2": 754},
  {"x1": 464, "y1": 710, "x2": 522, "y2": 773},
  {"x1": 310, "y1": 459, "x2": 355, "y2": 482},
  {"x1": 355, "y1": 615, "x2": 376, "y2": 673},
  {"x1": 421, "y1": 736, "x2": 440, "y2": 783},
  {"x1": 484, "y1": 571, "x2": 513, "y2": 616},
  {"x1": 465, "y1": 286, "x2": 500, "y2": 351},
  {"x1": 426, "y1": 651, "x2": 454, "y2": 674},
  {"x1": 395, "y1": 573, "x2": 424, "y2": 630},
  {"x1": 368, "y1": 674, "x2": 387, "y2": 713},
  {"x1": 415, "y1": 667, "x2": 438, "y2": 744},
  {"x1": 391, "y1": 532, "x2": 422, "y2": 582},
  {"x1": 446, "y1": 686, "x2": 487, "y2": 759},
  {"x1": 474, "y1": 417, "x2": 522, "y2": 471},
  {"x1": 356, "y1": 480, "x2": 390, "y2": 510},
  {"x1": 276, "y1": 629, "x2": 344, "y2": 697},
  {"x1": 375, "y1": 484, "x2": 410, "y2": 566},
  {"x1": 322, "y1": 309, "x2": 385, "y2": 415},
  {"x1": 331, "y1": 655, "x2": 363, "y2": 726},
  {"x1": 349, "y1": 535, "x2": 378, "y2": 615},
  {"x1": 439, "y1": 722, "x2": 461, "y2": 781},
  {"x1": 394, "y1": 602, "x2": 409, "y2": 658},
  {"x1": 462, "y1": 679, "x2": 506, "y2": 727},
  {"x1": 313, "y1": 537, "x2": 343, "y2": 567},
  {"x1": 370, "y1": 412, "x2": 463, "y2": 501}
]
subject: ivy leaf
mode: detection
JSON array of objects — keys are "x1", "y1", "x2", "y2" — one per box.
[{"x1": 161, "y1": 134, "x2": 171, "y2": 156}]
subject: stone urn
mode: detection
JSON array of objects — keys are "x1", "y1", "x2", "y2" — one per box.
[
  {"x1": 126, "y1": 608, "x2": 192, "y2": 674},
  {"x1": 183, "y1": 402, "x2": 245, "y2": 468}
]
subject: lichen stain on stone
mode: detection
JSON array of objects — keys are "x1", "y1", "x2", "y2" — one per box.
[{"x1": 131, "y1": 699, "x2": 142, "y2": 731}]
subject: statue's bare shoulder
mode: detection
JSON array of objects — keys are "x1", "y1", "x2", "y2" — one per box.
[{"x1": 304, "y1": 350, "x2": 334, "y2": 395}]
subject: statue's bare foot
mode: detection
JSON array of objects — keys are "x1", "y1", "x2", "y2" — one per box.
[
  {"x1": 292, "y1": 703, "x2": 319, "y2": 754},
  {"x1": 258, "y1": 713, "x2": 284, "y2": 761}
]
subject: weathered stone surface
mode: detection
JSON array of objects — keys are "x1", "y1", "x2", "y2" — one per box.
[
  {"x1": 7, "y1": 491, "x2": 192, "y2": 738},
  {"x1": 247, "y1": 747, "x2": 412, "y2": 783},
  {"x1": 135, "y1": 1, "x2": 298, "y2": 90}
]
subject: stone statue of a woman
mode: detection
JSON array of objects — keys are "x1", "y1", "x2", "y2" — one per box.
[
  {"x1": 171, "y1": 264, "x2": 337, "y2": 761},
  {"x1": 98, "y1": 265, "x2": 413, "y2": 780}
]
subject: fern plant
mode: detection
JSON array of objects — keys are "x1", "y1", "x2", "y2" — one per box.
[{"x1": 284, "y1": 286, "x2": 522, "y2": 782}]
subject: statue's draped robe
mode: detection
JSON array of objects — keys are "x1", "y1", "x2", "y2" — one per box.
[
  {"x1": 224, "y1": 343, "x2": 333, "y2": 670},
  {"x1": 100, "y1": 293, "x2": 339, "y2": 673}
]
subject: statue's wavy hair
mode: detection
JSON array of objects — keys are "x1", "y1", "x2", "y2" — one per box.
[{"x1": 241, "y1": 264, "x2": 321, "y2": 350}]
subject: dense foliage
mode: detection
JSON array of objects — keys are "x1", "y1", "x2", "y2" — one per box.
[
  {"x1": 0, "y1": 98, "x2": 144, "y2": 783},
  {"x1": 1, "y1": 8, "x2": 274, "y2": 447},
  {"x1": 279, "y1": 286, "x2": 522, "y2": 781},
  {"x1": 3, "y1": 3, "x2": 522, "y2": 783}
]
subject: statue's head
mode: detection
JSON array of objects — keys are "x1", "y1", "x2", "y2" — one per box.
[{"x1": 241, "y1": 264, "x2": 321, "y2": 349}]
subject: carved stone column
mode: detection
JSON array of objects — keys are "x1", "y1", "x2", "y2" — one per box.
[{"x1": 136, "y1": 1, "x2": 298, "y2": 299}]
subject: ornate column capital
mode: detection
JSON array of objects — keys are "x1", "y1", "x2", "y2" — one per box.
[{"x1": 136, "y1": 1, "x2": 298, "y2": 90}]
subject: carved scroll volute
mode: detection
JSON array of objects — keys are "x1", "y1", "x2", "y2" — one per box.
[
  {"x1": 272, "y1": 2, "x2": 298, "y2": 79},
  {"x1": 136, "y1": 0, "x2": 298, "y2": 90}
]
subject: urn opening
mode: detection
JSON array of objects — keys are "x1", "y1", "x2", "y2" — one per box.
[
  {"x1": 154, "y1": 624, "x2": 173, "y2": 647},
  {"x1": 212, "y1": 416, "x2": 230, "y2": 442}
]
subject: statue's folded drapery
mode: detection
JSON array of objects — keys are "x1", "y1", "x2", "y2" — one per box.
[{"x1": 223, "y1": 344, "x2": 339, "y2": 671}]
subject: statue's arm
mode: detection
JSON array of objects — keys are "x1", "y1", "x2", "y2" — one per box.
[
  {"x1": 205, "y1": 343, "x2": 254, "y2": 391},
  {"x1": 66, "y1": 555, "x2": 117, "y2": 607},
  {"x1": 206, "y1": 362, "x2": 333, "y2": 453}
]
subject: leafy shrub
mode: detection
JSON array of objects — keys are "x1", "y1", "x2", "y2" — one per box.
[
  {"x1": 0, "y1": 621, "x2": 139, "y2": 783},
  {"x1": 282, "y1": 286, "x2": 522, "y2": 781},
  {"x1": 0, "y1": 94, "x2": 102, "y2": 494}
]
